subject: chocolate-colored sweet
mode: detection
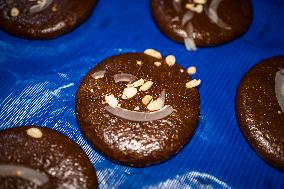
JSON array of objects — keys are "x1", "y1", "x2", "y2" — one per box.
[
  {"x1": 0, "y1": 126, "x2": 98, "y2": 188},
  {"x1": 151, "y1": 0, "x2": 252, "y2": 49},
  {"x1": 236, "y1": 56, "x2": 284, "y2": 171},
  {"x1": 0, "y1": 0, "x2": 96, "y2": 39},
  {"x1": 76, "y1": 52, "x2": 200, "y2": 167}
]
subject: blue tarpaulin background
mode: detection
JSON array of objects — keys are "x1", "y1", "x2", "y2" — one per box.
[{"x1": 0, "y1": 0, "x2": 284, "y2": 188}]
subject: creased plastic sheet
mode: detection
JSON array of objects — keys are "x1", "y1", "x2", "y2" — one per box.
[{"x1": 0, "y1": 0, "x2": 284, "y2": 188}]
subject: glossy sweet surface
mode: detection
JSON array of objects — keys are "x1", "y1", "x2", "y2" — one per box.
[
  {"x1": 76, "y1": 53, "x2": 200, "y2": 167},
  {"x1": 237, "y1": 56, "x2": 284, "y2": 171},
  {"x1": 151, "y1": 0, "x2": 252, "y2": 46},
  {"x1": 0, "y1": 126, "x2": 98, "y2": 189},
  {"x1": 0, "y1": 0, "x2": 96, "y2": 39}
]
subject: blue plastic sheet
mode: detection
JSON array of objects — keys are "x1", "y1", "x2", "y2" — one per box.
[{"x1": 0, "y1": 0, "x2": 284, "y2": 188}]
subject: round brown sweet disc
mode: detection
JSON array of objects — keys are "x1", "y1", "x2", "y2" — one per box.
[
  {"x1": 151, "y1": 0, "x2": 252, "y2": 48},
  {"x1": 0, "y1": 126, "x2": 98, "y2": 189},
  {"x1": 0, "y1": 0, "x2": 96, "y2": 39},
  {"x1": 236, "y1": 56, "x2": 284, "y2": 171},
  {"x1": 76, "y1": 52, "x2": 200, "y2": 167}
]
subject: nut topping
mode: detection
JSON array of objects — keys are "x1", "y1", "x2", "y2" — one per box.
[
  {"x1": 187, "y1": 66, "x2": 196, "y2": 75},
  {"x1": 11, "y1": 7, "x2": 19, "y2": 17},
  {"x1": 139, "y1": 81, "x2": 154, "y2": 91},
  {"x1": 142, "y1": 95, "x2": 153, "y2": 105},
  {"x1": 122, "y1": 87, "x2": 138, "y2": 99},
  {"x1": 144, "y1": 49, "x2": 162, "y2": 59},
  {"x1": 105, "y1": 94, "x2": 119, "y2": 108},
  {"x1": 186, "y1": 79, "x2": 201, "y2": 88},
  {"x1": 165, "y1": 55, "x2": 176, "y2": 66},
  {"x1": 26, "y1": 128, "x2": 43, "y2": 139},
  {"x1": 128, "y1": 79, "x2": 145, "y2": 88}
]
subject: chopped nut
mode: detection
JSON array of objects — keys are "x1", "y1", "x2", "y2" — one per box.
[
  {"x1": 51, "y1": 4, "x2": 57, "y2": 12},
  {"x1": 37, "y1": 0, "x2": 44, "y2": 4},
  {"x1": 142, "y1": 95, "x2": 153, "y2": 105},
  {"x1": 128, "y1": 79, "x2": 144, "y2": 88},
  {"x1": 171, "y1": 16, "x2": 179, "y2": 22},
  {"x1": 186, "y1": 79, "x2": 201, "y2": 88},
  {"x1": 185, "y1": 3, "x2": 194, "y2": 9},
  {"x1": 154, "y1": 62, "x2": 161, "y2": 67},
  {"x1": 147, "y1": 99, "x2": 164, "y2": 111},
  {"x1": 134, "y1": 106, "x2": 140, "y2": 111},
  {"x1": 105, "y1": 94, "x2": 119, "y2": 108},
  {"x1": 26, "y1": 128, "x2": 43, "y2": 139},
  {"x1": 194, "y1": 4, "x2": 203, "y2": 13},
  {"x1": 10, "y1": 7, "x2": 19, "y2": 17},
  {"x1": 144, "y1": 49, "x2": 162, "y2": 59},
  {"x1": 122, "y1": 87, "x2": 138, "y2": 99},
  {"x1": 16, "y1": 170, "x2": 22, "y2": 176},
  {"x1": 180, "y1": 69, "x2": 184, "y2": 73},
  {"x1": 186, "y1": 3, "x2": 203, "y2": 13},
  {"x1": 187, "y1": 66, "x2": 196, "y2": 75},
  {"x1": 136, "y1": 60, "x2": 142, "y2": 65},
  {"x1": 139, "y1": 81, "x2": 154, "y2": 91},
  {"x1": 165, "y1": 55, "x2": 176, "y2": 66},
  {"x1": 91, "y1": 70, "x2": 106, "y2": 79},
  {"x1": 194, "y1": 0, "x2": 207, "y2": 4}
]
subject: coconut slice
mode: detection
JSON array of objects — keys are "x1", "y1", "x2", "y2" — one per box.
[
  {"x1": 113, "y1": 73, "x2": 137, "y2": 83},
  {"x1": 29, "y1": 0, "x2": 53, "y2": 14},
  {"x1": 91, "y1": 70, "x2": 106, "y2": 79},
  {"x1": 275, "y1": 69, "x2": 284, "y2": 113},
  {"x1": 0, "y1": 164, "x2": 49, "y2": 186},
  {"x1": 204, "y1": 0, "x2": 231, "y2": 30},
  {"x1": 105, "y1": 105, "x2": 174, "y2": 122}
]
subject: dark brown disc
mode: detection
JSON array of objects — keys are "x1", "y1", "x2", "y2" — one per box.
[
  {"x1": 0, "y1": 126, "x2": 98, "y2": 189},
  {"x1": 76, "y1": 52, "x2": 200, "y2": 167},
  {"x1": 0, "y1": 0, "x2": 96, "y2": 39},
  {"x1": 151, "y1": 0, "x2": 252, "y2": 47},
  {"x1": 236, "y1": 56, "x2": 284, "y2": 171}
]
